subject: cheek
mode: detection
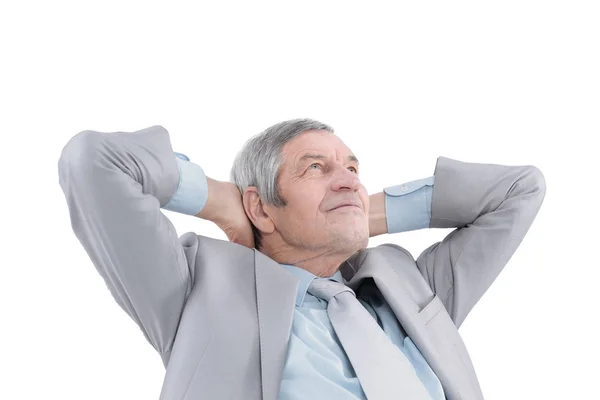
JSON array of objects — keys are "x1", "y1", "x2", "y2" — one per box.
[
  {"x1": 289, "y1": 186, "x2": 325, "y2": 215},
  {"x1": 285, "y1": 196, "x2": 323, "y2": 225},
  {"x1": 359, "y1": 188, "x2": 370, "y2": 212}
]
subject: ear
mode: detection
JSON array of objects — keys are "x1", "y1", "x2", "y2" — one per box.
[{"x1": 242, "y1": 187, "x2": 275, "y2": 234}]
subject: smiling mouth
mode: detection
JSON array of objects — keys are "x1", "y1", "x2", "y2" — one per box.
[{"x1": 330, "y1": 205, "x2": 361, "y2": 211}]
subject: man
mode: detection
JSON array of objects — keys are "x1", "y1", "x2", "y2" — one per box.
[{"x1": 58, "y1": 119, "x2": 546, "y2": 399}]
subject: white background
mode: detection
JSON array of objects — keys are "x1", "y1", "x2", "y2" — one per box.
[{"x1": 1, "y1": 1, "x2": 598, "y2": 399}]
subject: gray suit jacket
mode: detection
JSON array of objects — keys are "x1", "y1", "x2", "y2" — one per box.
[{"x1": 58, "y1": 125, "x2": 546, "y2": 400}]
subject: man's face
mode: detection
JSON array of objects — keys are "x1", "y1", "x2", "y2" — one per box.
[{"x1": 267, "y1": 130, "x2": 370, "y2": 255}]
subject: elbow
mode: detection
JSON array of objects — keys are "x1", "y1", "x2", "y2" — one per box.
[
  {"x1": 505, "y1": 165, "x2": 546, "y2": 208},
  {"x1": 526, "y1": 165, "x2": 546, "y2": 197},
  {"x1": 517, "y1": 166, "x2": 547, "y2": 212},
  {"x1": 58, "y1": 130, "x2": 105, "y2": 171}
]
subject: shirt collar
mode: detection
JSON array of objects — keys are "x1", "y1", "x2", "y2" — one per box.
[{"x1": 281, "y1": 263, "x2": 345, "y2": 306}]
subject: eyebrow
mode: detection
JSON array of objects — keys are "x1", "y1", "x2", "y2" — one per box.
[{"x1": 296, "y1": 153, "x2": 360, "y2": 170}]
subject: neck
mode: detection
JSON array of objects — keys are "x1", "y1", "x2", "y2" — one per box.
[{"x1": 261, "y1": 240, "x2": 355, "y2": 278}]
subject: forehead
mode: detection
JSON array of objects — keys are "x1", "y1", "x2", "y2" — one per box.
[{"x1": 282, "y1": 130, "x2": 353, "y2": 162}]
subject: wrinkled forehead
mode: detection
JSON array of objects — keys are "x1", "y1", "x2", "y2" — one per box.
[{"x1": 281, "y1": 130, "x2": 356, "y2": 168}]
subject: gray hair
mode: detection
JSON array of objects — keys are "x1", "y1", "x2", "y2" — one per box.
[{"x1": 230, "y1": 118, "x2": 335, "y2": 250}]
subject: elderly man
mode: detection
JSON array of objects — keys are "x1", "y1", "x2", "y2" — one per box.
[{"x1": 58, "y1": 119, "x2": 545, "y2": 400}]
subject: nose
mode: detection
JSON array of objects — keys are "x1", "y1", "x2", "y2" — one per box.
[{"x1": 330, "y1": 165, "x2": 361, "y2": 192}]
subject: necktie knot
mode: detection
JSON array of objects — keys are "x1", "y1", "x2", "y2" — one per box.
[{"x1": 307, "y1": 278, "x2": 355, "y2": 301}]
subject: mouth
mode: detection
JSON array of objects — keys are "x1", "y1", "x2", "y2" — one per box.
[{"x1": 330, "y1": 204, "x2": 361, "y2": 211}]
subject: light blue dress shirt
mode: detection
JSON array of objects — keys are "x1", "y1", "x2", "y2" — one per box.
[{"x1": 161, "y1": 152, "x2": 442, "y2": 399}]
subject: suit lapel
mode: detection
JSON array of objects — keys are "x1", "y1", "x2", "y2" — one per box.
[
  {"x1": 254, "y1": 250, "x2": 298, "y2": 400},
  {"x1": 253, "y1": 248, "x2": 480, "y2": 400},
  {"x1": 342, "y1": 252, "x2": 469, "y2": 400}
]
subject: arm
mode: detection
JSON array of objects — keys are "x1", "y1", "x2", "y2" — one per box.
[
  {"x1": 415, "y1": 156, "x2": 546, "y2": 328},
  {"x1": 58, "y1": 125, "x2": 210, "y2": 366},
  {"x1": 166, "y1": 149, "x2": 255, "y2": 247},
  {"x1": 369, "y1": 176, "x2": 435, "y2": 237}
]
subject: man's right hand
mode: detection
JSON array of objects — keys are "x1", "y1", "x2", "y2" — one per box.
[{"x1": 195, "y1": 177, "x2": 255, "y2": 249}]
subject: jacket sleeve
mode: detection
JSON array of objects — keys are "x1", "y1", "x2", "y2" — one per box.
[
  {"x1": 57, "y1": 125, "x2": 199, "y2": 363},
  {"x1": 416, "y1": 156, "x2": 546, "y2": 328}
]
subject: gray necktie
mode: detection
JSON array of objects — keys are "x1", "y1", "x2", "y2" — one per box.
[{"x1": 308, "y1": 278, "x2": 431, "y2": 400}]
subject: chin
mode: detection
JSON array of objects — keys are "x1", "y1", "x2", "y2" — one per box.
[
  {"x1": 337, "y1": 231, "x2": 369, "y2": 253},
  {"x1": 357, "y1": 236, "x2": 369, "y2": 250},
  {"x1": 350, "y1": 235, "x2": 369, "y2": 253}
]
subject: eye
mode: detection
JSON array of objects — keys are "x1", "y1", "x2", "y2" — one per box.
[
  {"x1": 348, "y1": 166, "x2": 358, "y2": 173},
  {"x1": 309, "y1": 163, "x2": 323, "y2": 170}
]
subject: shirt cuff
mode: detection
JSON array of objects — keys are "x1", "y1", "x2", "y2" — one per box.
[
  {"x1": 161, "y1": 152, "x2": 209, "y2": 215},
  {"x1": 384, "y1": 176, "x2": 435, "y2": 233}
]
